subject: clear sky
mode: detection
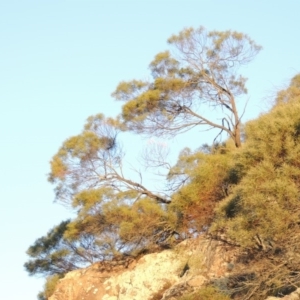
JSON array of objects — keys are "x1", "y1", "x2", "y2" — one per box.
[{"x1": 1, "y1": 1, "x2": 299, "y2": 299}]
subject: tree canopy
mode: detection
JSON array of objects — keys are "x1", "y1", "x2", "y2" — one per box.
[
  {"x1": 25, "y1": 25, "x2": 300, "y2": 300},
  {"x1": 112, "y1": 26, "x2": 261, "y2": 147},
  {"x1": 24, "y1": 220, "x2": 98, "y2": 277},
  {"x1": 48, "y1": 113, "x2": 170, "y2": 206}
]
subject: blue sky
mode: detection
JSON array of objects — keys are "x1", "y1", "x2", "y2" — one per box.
[{"x1": 1, "y1": 1, "x2": 299, "y2": 299}]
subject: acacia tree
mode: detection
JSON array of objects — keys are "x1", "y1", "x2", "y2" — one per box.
[{"x1": 112, "y1": 26, "x2": 261, "y2": 148}]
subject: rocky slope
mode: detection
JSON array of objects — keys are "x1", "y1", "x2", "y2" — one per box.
[
  {"x1": 49, "y1": 235, "x2": 300, "y2": 300},
  {"x1": 49, "y1": 235, "x2": 240, "y2": 300}
]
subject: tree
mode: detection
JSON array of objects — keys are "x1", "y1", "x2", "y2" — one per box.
[
  {"x1": 212, "y1": 76, "x2": 300, "y2": 247},
  {"x1": 49, "y1": 113, "x2": 170, "y2": 206},
  {"x1": 112, "y1": 26, "x2": 261, "y2": 148},
  {"x1": 26, "y1": 26, "x2": 272, "y2": 299},
  {"x1": 210, "y1": 76, "x2": 300, "y2": 298},
  {"x1": 47, "y1": 113, "x2": 178, "y2": 259},
  {"x1": 24, "y1": 220, "x2": 100, "y2": 277},
  {"x1": 63, "y1": 188, "x2": 178, "y2": 258}
]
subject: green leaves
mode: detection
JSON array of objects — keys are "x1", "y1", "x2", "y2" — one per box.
[
  {"x1": 149, "y1": 50, "x2": 179, "y2": 78},
  {"x1": 112, "y1": 26, "x2": 261, "y2": 147},
  {"x1": 41, "y1": 108, "x2": 175, "y2": 277},
  {"x1": 112, "y1": 80, "x2": 149, "y2": 102},
  {"x1": 24, "y1": 218, "x2": 111, "y2": 279},
  {"x1": 212, "y1": 81, "x2": 300, "y2": 249},
  {"x1": 29, "y1": 25, "x2": 300, "y2": 300},
  {"x1": 48, "y1": 114, "x2": 123, "y2": 205},
  {"x1": 37, "y1": 274, "x2": 63, "y2": 300},
  {"x1": 169, "y1": 142, "x2": 237, "y2": 234},
  {"x1": 24, "y1": 220, "x2": 80, "y2": 276}
]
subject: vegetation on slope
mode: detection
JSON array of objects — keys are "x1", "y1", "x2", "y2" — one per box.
[{"x1": 24, "y1": 25, "x2": 300, "y2": 299}]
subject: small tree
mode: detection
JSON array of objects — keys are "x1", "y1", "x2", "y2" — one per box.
[
  {"x1": 112, "y1": 26, "x2": 261, "y2": 148},
  {"x1": 24, "y1": 220, "x2": 99, "y2": 277}
]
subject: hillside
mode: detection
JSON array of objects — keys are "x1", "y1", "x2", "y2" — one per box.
[
  {"x1": 24, "y1": 27, "x2": 300, "y2": 299},
  {"x1": 48, "y1": 235, "x2": 300, "y2": 300},
  {"x1": 50, "y1": 76, "x2": 300, "y2": 300},
  {"x1": 48, "y1": 236, "x2": 239, "y2": 300}
]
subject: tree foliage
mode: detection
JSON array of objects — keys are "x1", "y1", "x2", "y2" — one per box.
[
  {"x1": 212, "y1": 82, "x2": 300, "y2": 247},
  {"x1": 27, "y1": 25, "x2": 300, "y2": 300},
  {"x1": 66, "y1": 192, "x2": 178, "y2": 258},
  {"x1": 168, "y1": 142, "x2": 238, "y2": 235},
  {"x1": 37, "y1": 274, "x2": 63, "y2": 300},
  {"x1": 209, "y1": 78, "x2": 300, "y2": 298},
  {"x1": 49, "y1": 113, "x2": 169, "y2": 206},
  {"x1": 26, "y1": 114, "x2": 178, "y2": 280},
  {"x1": 112, "y1": 26, "x2": 261, "y2": 147},
  {"x1": 24, "y1": 220, "x2": 99, "y2": 277}
]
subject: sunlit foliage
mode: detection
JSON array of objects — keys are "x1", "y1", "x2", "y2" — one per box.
[
  {"x1": 37, "y1": 274, "x2": 63, "y2": 300},
  {"x1": 169, "y1": 142, "x2": 238, "y2": 235},
  {"x1": 210, "y1": 78, "x2": 300, "y2": 298},
  {"x1": 24, "y1": 220, "x2": 99, "y2": 277},
  {"x1": 212, "y1": 85, "x2": 300, "y2": 247},
  {"x1": 112, "y1": 26, "x2": 261, "y2": 147},
  {"x1": 25, "y1": 23, "x2": 300, "y2": 300}
]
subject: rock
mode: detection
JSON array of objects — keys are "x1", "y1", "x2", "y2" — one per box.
[
  {"x1": 188, "y1": 275, "x2": 208, "y2": 287},
  {"x1": 49, "y1": 251, "x2": 181, "y2": 300},
  {"x1": 266, "y1": 288, "x2": 300, "y2": 300},
  {"x1": 49, "y1": 236, "x2": 240, "y2": 300}
]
